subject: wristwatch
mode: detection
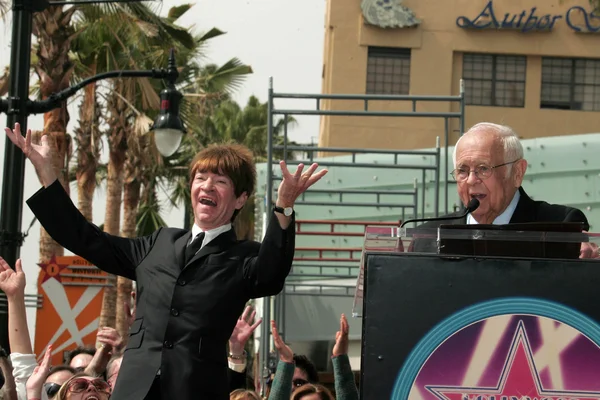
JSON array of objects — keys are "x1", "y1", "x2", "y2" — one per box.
[{"x1": 273, "y1": 205, "x2": 294, "y2": 217}]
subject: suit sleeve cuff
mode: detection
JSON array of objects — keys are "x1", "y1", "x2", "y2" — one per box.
[{"x1": 229, "y1": 360, "x2": 246, "y2": 373}]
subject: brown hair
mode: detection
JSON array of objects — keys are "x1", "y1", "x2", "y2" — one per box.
[
  {"x1": 290, "y1": 383, "x2": 335, "y2": 400},
  {"x1": 189, "y1": 143, "x2": 256, "y2": 198},
  {"x1": 189, "y1": 143, "x2": 256, "y2": 221},
  {"x1": 229, "y1": 388, "x2": 262, "y2": 400}
]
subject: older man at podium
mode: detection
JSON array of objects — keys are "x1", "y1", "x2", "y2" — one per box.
[{"x1": 419, "y1": 122, "x2": 598, "y2": 258}]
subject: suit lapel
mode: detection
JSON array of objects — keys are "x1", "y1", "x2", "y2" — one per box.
[
  {"x1": 174, "y1": 231, "x2": 193, "y2": 269},
  {"x1": 509, "y1": 187, "x2": 535, "y2": 224},
  {"x1": 183, "y1": 229, "x2": 237, "y2": 271}
]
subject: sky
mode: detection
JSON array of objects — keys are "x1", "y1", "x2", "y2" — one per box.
[{"x1": 0, "y1": 0, "x2": 326, "y2": 344}]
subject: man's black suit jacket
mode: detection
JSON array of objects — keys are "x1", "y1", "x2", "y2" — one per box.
[
  {"x1": 27, "y1": 181, "x2": 295, "y2": 400},
  {"x1": 414, "y1": 187, "x2": 589, "y2": 253}
]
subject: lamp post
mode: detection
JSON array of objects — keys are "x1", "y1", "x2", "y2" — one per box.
[{"x1": 0, "y1": 0, "x2": 186, "y2": 351}]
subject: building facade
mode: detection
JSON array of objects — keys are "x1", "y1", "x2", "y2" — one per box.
[{"x1": 319, "y1": 0, "x2": 600, "y2": 150}]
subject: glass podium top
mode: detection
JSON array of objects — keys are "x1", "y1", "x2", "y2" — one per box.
[{"x1": 352, "y1": 224, "x2": 600, "y2": 317}]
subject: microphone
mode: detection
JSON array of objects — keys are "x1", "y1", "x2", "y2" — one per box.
[{"x1": 400, "y1": 198, "x2": 480, "y2": 228}]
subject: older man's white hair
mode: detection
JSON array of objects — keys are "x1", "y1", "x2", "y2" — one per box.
[{"x1": 453, "y1": 123, "x2": 524, "y2": 176}]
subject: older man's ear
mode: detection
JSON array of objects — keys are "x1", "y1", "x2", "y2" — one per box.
[{"x1": 512, "y1": 159, "x2": 528, "y2": 188}]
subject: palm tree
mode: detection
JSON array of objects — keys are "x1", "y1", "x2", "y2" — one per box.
[
  {"x1": 33, "y1": 5, "x2": 78, "y2": 263},
  {"x1": 0, "y1": 66, "x2": 8, "y2": 96}
]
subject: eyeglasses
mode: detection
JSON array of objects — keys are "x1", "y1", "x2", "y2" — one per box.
[
  {"x1": 44, "y1": 382, "x2": 61, "y2": 397},
  {"x1": 451, "y1": 160, "x2": 520, "y2": 182},
  {"x1": 292, "y1": 378, "x2": 309, "y2": 388},
  {"x1": 67, "y1": 377, "x2": 111, "y2": 394}
]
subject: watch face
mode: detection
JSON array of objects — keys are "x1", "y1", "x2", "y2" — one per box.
[{"x1": 284, "y1": 207, "x2": 293, "y2": 217}]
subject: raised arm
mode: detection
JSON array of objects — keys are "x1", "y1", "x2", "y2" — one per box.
[
  {"x1": 228, "y1": 305, "x2": 262, "y2": 392},
  {"x1": 4, "y1": 124, "x2": 57, "y2": 187},
  {"x1": 243, "y1": 162, "x2": 327, "y2": 298},
  {"x1": 274, "y1": 161, "x2": 328, "y2": 229},
  {"x1": 267, "y1": 321, "x2": 295, "y2": 400},
  {"x1": 7, "y1": 125, "x2": 156, "y2": 279},
  {"x1": 0, "y1": 258, "x2": 32, "y2": 354},
  {"x1": 331, "y1": 314, "x2": 358, "y2": 400}
]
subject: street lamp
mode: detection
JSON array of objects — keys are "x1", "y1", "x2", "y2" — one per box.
[
  {"x1": 0, "y1": 0, "x2": 186, "y2": 351},
  {"x1": 149, "y1": 54, "x2": 186, "y2": 157}
]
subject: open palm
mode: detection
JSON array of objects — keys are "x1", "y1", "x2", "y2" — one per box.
[
  {"x1": 0, "y1": 258, "x2": 26, "y2": 298},
  {"x1": 271, "y1": 320, "x2": 293, "y2": 363},
  {"x1": 4, "y1": 123, "x2": 53, "y2": 170}
]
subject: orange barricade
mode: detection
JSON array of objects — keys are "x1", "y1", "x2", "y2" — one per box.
[{"x1": 34, "y1": 255, "x2": 112, "y2": 365}]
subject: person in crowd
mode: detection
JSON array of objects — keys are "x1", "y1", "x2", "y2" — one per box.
[
  {"x1": 227, "y1": 305, "x2": 262, "y2": 392},
  {"x1": 44, "y1": 366, "x2": 76, "y2": 399},
  {"x1": 0, "y1": 347, "x2": 16, "y2": 400},
  {"x1": 417, "y1": 122, "x2": 598, "y2": 257},
  {"x1": 267, "y1": 314, "x2": 358, "y2": 400},
  {"x1": 264, "y1": 353, "x2": 320, "y2": 398},
  {"x1": 52, "y1": 375, "x2": 111, "y2": 400},
  {"x1": 290, "y1": 384, "x2": 334, "y2": 400},
  {"x1": 27, "y1": 346, "x2": 112, "y2": 400},
  {"x1": 105, "y1": 355, "x2": 122, "y2": 390},
  {"x1": 65, "y1": 349, "x2": 95, "y2": 372},
  {"x1": 229, "y1": 388, "x2": 261, "y2": 400},
  {"x1": 5, "y1": 123, "x2": 327, "y2": 400},
  {"x1": 82, "y1": 327, "x2": 124, "y2": 380},
  {"x1": 0, "y1": 257, "x2": 49, "y2": 400}
]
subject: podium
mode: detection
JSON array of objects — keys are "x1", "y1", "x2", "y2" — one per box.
[{"x1": 354, "y1": 225, "x2": 600, "y2": 400}]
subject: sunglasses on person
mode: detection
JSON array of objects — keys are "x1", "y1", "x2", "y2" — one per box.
[
  {"x1": 67, "y1": 378, "x2": 111, "y2": 394},
  {"x1": 44, "y1": 382, "x2": 62, "y2": 397}
]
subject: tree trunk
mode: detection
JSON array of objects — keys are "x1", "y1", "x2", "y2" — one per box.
[
  {"x1": 115, "y1": 157, "x2": 141, "y2": 339},
  {"x1": 98, "y1": 90, "x2": 129, "y2": 330},
  {"x1": 33, "y1": 5, "x2": 76, "y2": 263},
  {"x1": 75, "y1": 63, "x2": 100, "y2": 221}
]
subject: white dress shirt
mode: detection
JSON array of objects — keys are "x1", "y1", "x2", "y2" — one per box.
[
  {"x1": 188, "y1": 223, "x2": 232, "y2": 253},
  {"x1": 467, "y1": 189, "x2": 521, "y2": 225}
]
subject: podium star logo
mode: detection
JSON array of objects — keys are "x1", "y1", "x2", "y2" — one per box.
[
  {"x1": 38, "y1": 255, "x2": 69, "y2": 283},
  {"x1": 427, "y1": 320, "x2": 600, "y2": 400}
]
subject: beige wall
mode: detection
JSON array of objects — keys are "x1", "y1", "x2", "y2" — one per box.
[{"x1": 320, "y1": 0, "x2": 600, "y2": 150}]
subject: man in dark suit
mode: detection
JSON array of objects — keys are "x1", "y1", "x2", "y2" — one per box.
[
  {"x1": 5, "y1": 123, "x2": 327, "y2": 400},
  {"x1": 416, "y1": 122, "x2": 596, "y2": 257}
]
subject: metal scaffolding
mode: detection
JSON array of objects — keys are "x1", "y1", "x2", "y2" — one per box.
[{"x1": 258, "y1": 78, "x2": 465, "y2": 389}]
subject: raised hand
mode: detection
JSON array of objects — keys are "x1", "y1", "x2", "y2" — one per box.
[
  {"x1": 0, "y1": 258, "x2": 26, "y2": 299},
  {"x1": 229, "y1": 305, "x2": 262, "y2": 355},
  {"x1": 276, "y1": 161, "x2": 328, "y2": 208},
  {"x1": 4, "y1": 123, "x2": 57, "y2": 186},
  {"x1": 25, "y1": 345, "x2": 52, "y2": 399},
  {"x1": 580, "y1": 233, "x2": 600, "y2": 259},
  {"x1": 332, "y1": 314, "x2": 350, "y2": 357},
  {"x1": 271, "y1": 320, "x2": 293, "y2": 363},
  {"x1": 97, "y1": 327, "x2": 124, "y2": 354}
]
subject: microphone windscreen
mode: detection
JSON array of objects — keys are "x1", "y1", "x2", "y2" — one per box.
[{"x1": 466, "y1": 198, "x2": 480, "y2": 213}]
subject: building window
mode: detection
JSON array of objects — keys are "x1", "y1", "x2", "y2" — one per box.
[
  {"x1": 540, "y1": 57, "x2": 600, "y2": 111},
  {"x1": 366, "y1": 47, "x2": 411, "y2": 95},
  {"x1": 463, "y1": 54, "x2": 526, "y2": 107}
]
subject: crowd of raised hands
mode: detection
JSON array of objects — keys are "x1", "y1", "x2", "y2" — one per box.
[
  {"x1": 0, "y1": 256, "x2": 129, "y2": 400},
  {"x1": 229, "y1": 313, "x2": 358, "y2": 400},
  {"x1": 0, "y1": 256, "x2": 358, "y2": 400}
]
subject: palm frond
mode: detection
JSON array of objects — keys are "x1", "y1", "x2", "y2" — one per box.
[{"x1": 167, "y1": 4, "x2": 193, "y2": 23}]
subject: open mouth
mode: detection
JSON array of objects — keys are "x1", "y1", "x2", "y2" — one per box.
[
  {"x1": 199, "y1": 198, "x2": 217, "y2": 207},
  {"x1": 84, "y1": 395, "x2": 100, "y2": 400},
  {"x1": 471, "y1": 194, "x2": 486, "y2": 201}
]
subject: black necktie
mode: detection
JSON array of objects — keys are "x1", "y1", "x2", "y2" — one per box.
[{"x1": 185, "y1": 232, "x2": 205, "y2": 264}]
